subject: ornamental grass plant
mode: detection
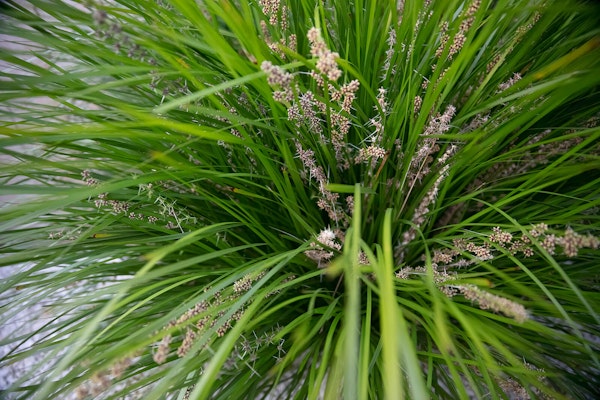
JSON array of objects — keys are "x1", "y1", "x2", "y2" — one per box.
[{"x1": 1, "y1": 0, "x2": 600, "y2": 399}]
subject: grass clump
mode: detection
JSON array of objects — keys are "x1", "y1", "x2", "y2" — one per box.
[{"x1": 1, "y1": 0, "x2": 599, "y2": 399}]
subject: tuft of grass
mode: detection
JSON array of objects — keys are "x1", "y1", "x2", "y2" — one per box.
[{"x1": 1, "y1": 0, "x2": 599, "y2": 399}]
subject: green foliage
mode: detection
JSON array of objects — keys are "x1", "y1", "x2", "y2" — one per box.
[{"x1": 1, "y1": 0, "x2": 599, "y2": 399}]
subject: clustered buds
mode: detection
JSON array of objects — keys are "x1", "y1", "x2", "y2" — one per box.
[
  {"x1": 151, "y1": 268, "x2": 276, "y2": 365},
  {"x1": 261, "y1": 61, "x2": 294, "y2": 101},
  {"x1": 153, "y1": 334, "x2": 172, "y2": 365},
  {"x1": 76, "y1": 172, "x2": 198, "y2": 231},
  {"x1": 468, "y1": 127, "x2": 585, "y2": 198},
  {"x1": 259, "y1": 0, "x2": 294, "y2": 58},
  {"x1": 263, "y1": 27, "x2": 394, "y2": 226},
  {"x1": 356, "y1": 145, "x2": 387, "y2": 163},
  {"x1": 449, "y1": 0, "x2": 480, "y2": 59},
  {"x1": 75, "y1": 355, "x2": 137, "y2": 399},
  {"x1": 560, "y1": 227, "x2": 599, "y2": 257},
  {"x1": 497, "y1": 362, "x2": 549, "y2": 399},
  {"x1": 435, "y1": 21, "x2": 449, "y2": 58},
  {"x1": 413, "y1": 95, "x2": 423, "y2": 114},
  {"x1": 397, "y1": 223, "x2": 599, "y2": 323},
  {"x1": 453, "y1": 284, "x2": 528, "y2": 323},
  {"x1": 304, "y1": 227, "x2": 370, "y2": 267},
  {"x1": 382, "y1": 27, "x2": 397, "y2": 76},
  {"x1": 407, "y1": 105, "x2": 456, "y2": 187},
  {"x1": 177, "y1": 328, "x2": 196, "y2": 357},
  {"x1": 396, "y1": 265, "x2": 527, "y2": 322},
  {"x1": 307, "y1": 27, "x2": 342, "y2": 82},
  {"x1": 259, "y1": 0, "x2": 284, "y2": 27},
  {"x1": 397, "y1": 104, "x2": 456, "y2": 257},
  {"x1": 234, "y1": 271, "x2": 266, "y2": 293},
  {"x1": 398, "y1": 165, "x2": 450, "y2": 259},
  {"x1": 487, "y1": 11, "x2": 541, "y2": 73},
  {"x1": 498, "y1": 72, "x2": 522, "y2": 92},
  {"x1": 337, "y1": 79, "x2": 361, "y2": 113},
  {"x1": 81, "y1": 170, "x2": 99, "y2": 186},
  {"x1": 304, "y1": 228, "x2": 343, "y2": 265},
  {"x1": 429, "y1": 224, "x2": 598, "y2": 270}
]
